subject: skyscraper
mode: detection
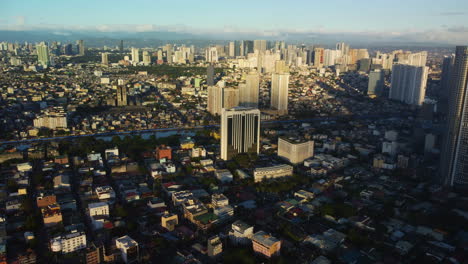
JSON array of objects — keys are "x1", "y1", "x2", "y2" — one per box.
[
  {"x1": 440, "y1": 46, "x2": 468, "y2": 186},
  {"x1": 101, "y1": 52, "x2": 109, "y2": 65},
  {"x1": 440, "y1": 55, "x2": 455, "y2": 114},
  {"x1": 389, "y1": 64, "x2": 428, "y2": 106},
  {"x1": 119, "y1": 40, "x2": 124, "y2": 53},
  {"x1": 271, "y1": 72, "x2": 290, "y2": 115},
  {"x1": 77, "y1": 40, "x2": 85, "y2": 56},
  {"x1": 221, "y1": 107, "x2": 260, "y2": 160},
  {"x1": 254, "y1": 40, "x2": 267, "y2": 52},
  {"x1": 367, "y1": 70, "x2": 385, "y2": 96},
  {"x1": 207, "y1": 64, "x2": 215, "y2": 86},
  {"x1": 206, "y1": 47, "x2": 218, "y2": 62},
  {"x1": 116, "y1": 86, "x2": 128, "y2": 106},
  {"x1": 142, "y1": 51, "x2": 151, "y2": 65},
  {"x1": 243, "y1": 41, "x2": 254, "y2": 56},
  {"x1": 36, "y1": 42, "x2": 50, "y2": 66},
  {"x1": 239, "y1": 71, "x2": 260, "y2": 108},
  {"x1": 207, "y1": 86, "x2": 239, "y2": 115},
  {"x1": 228, "y1": 42, "x2": 235, "y2": 57},
  {"x1": 313, "y1": 47, "x2": 324, "y2": 68},
  {"x1": 131, "y1": 48, "x2": 140, "y2": 63}
]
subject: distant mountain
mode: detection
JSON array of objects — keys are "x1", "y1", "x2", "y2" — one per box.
[{"x1": 0, "y1": 29, "x2": 455, "y2": 48}]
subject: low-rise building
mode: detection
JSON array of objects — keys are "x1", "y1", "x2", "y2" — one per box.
[
  {"x1": 207, "y1": 235, "x2": 223, "y2": 257},
  {"x1": 115, "y1": 236, "x2": 139, "y2": 263},
  {"x1": 229, "y1": 220, "x2": 254, "y2": 245},
  {"x1": 50, "y1": 229, "x2": 87, "y2": 253},
  {"x1": 278, "y1": 137, "x2": 314, "y2": 164},
  {"x1": 251, "y1": 231, "x2": 281, "y2": 258},
  {"x1": 253, "y1": 164, "x2": 293, "y2": 182}
]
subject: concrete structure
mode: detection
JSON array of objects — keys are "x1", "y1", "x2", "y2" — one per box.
[
  {"x1": 390, "y1": 64, "x2": 428, "y2": 106},
  {"x1": 368, "y1": 69, "x2": 385, "y2": 96},
  {"x1": 239, "y1": 71, "x2": 260, "y2": 108},
  {"x1": 221, "y1": 107, "x2": 260, "y2": 160},
  {"x1": 116, "y1": 86, "x2": 128, "y2": 106},
  {"x1": 206, "y1": 47, "x2": 218, "y2": 62},
  {"x1": 229, "y1": 220, "x2": 254, "y2": 245},
  {"x1": 278, "y1": 137, "x2": 314, "y2": 164},
  {"x1": 116, "y1": 236, "x2": 139, "y2": 263},
  {"x1": 251, "y1": 231, "x2": 281, "y2": 258},
  {"x1": 271, "y1": 72, "x2": 290, "y2": 114},
  {"x1": 161, "y1": 212, "x2": 178, "y2": 231},
  {"x1": 207, "y1": 235, "x2": 223, "y2": 257},
  {"x1": 51, "y1": 229, "x2": 86, "y2": 253},
  {"x1": 131, "y1": 47, "x2": 139, "y2": 63},
  {"x1": 36, "y1": 42, "x2": 50, "y2": 66},
  {"x1": 253, "y1": 164, "x2": 293, "y2": 182},
  {"x1": 441, "y1": 46, "x2": 468, "y2": 186}
]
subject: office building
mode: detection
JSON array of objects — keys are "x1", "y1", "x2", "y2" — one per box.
[
  {"x1": 221, "y1": 107, "x2": 260, "y2": 160},
  {"x1": 115, "y1": 236, "x2": 139, "y2": 263},
  {"x1": 142, "y1": 51, "x2": 151, "y2": 65},
  {"x1": 313, "y1": 47, "x2": 324, "y2": 67},
  {"x1": 77, "y1": 40, "x2": 85, "y2": 56},
  {"x1": 243, "y1": 40, "x2": 254, "y2": 55},
  {"x1": 207, "y1": 86, "x2": 239, "y2": 116},
  {"x1": 207, "y1": 236, "x2": 223, "y2": 257},
  {"x1": 271, "y1": 72, "x2": 290, "y2": 114},
  {"x1": 278, "y1": 137, "x2": 314, "y2": 164},
  {"x1": 251, "y1": 231, "x2": 281, "y2": 258},
  {"x1": 440, "y1": 54, "x2": 455, "y2": 114},
  {"x1": 116, "y1": 86, "x2": 128, "y2": 106},
  {"x1": 101, "y1": 52, "x2": 108, "y2": 65},
  {"x1": 390, "y1": 64, "x2": 428, "y2": 106},
  {"x1": 254, "y1": 40, "x2": 267, "y2": 52},
  {"x1": 229, "y1": 220, "x2": 254, "y2": 245},
  {"x1": 207, "y1": 64, "x2": 215, "y2": 86},
  {"x1": 50, "y1": 230, "x2": 87, "y2": 254},
  {"x1": 228, "y1": 41, "x2": 235, "y2": 57},
  {"x1": 368, "y1": 69, "x2": 385, "y2": 96},
  {"x1": 131, "y1": 48, "x2": 139, "y2": 63},
  {"x1": 239, "y1": 71, "x2": 260, "y2": 107},
  {"x1": 440, "y1": 46, "x2": 468, "y2": 186},
  {"x1": 119, "y1": 40, "x2": 124, "y2": 53},
  {"x1": 206, "y1": 47, "x2": 218, "y2": 62},
  {"x1": 253, "y1": 164, "x2": 293, "y2": 182},
  {"x1": 36, "y1": 42, "x2": 50, "y2": 66}
]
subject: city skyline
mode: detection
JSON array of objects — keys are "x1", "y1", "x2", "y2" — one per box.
[{"x1": 2, "y1": 0, "x2": 468, "y2": 45}]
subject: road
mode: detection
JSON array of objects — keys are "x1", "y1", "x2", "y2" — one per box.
[{"x1": 0, "y1": 114, "x2": 406, "y2": 145}]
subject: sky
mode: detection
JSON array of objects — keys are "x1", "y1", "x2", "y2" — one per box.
[{"x1": 1, "y1": 0, "x2": 468, "y2": 43}]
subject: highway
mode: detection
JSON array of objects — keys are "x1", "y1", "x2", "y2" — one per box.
[{"x1": 0, "y1": 114, "x2": 405, "y2": 145}]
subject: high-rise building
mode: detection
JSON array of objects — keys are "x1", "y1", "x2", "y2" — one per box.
[
  {"x1": 63, "y1": 43, "x2": 73, "y2": 55},
  {"x1": 389, "y1": 64, "x2": 428, "y2": 106},
  {"x1": 228, "y1": 42, "x2": 235, "y2": 57},
  {"x1": 207, "y1": 64, "x2": 215, "y2": 86},
  {"x1": 131, "y1": 48, "x2": 140, "y2": 63},
  {"x1": 440, "y1": 46, "x2": 468, "y2": 186},
  {"x1": 221, "y1": 107, "x2": 260, "y2": 160},
  {"x1": 206, "y1": 47, "x2": 218, "y2": 62},
  {"x1": 254, "y1": 40, "x2": 267, "y2": 52},
  {"x1": 440, "y1": 55, "x2": 455, "y2": 103},
  {"x1": 36, "y1": 42, "x2": 50, "y2": 66},
  {"x1": 208, "y1": 86, "x2": 239, "y2": 115},
  {"x1": 234, "y1": 40, "x2": 242, "y2": 57},
  {"x1": 368, "y1": 69, "x2": 385, "y2": 96},
  {"x1": 119, "y1": 40, "x2": 124, "y2": 53},
  {"x1": 239, "y1": 71, "x2": 260, "y2": 107},
  {"x1": 77, "y1": 40, "x2": 85, "y2": 56},
  {"x1": 313, "y1": 47, "x2": 324, "y2": 67},
  {"x1": 278, "y1": 137, "x2": 314, "y2": 164},
  {"x1": 101, "y1": 52, "x2": 109, "y2": 65},
  {"x1": 142, "y1": 51, "x2": 151, "y2": 65},
  {"x1": 243, "y1": 40, "x2": 254, "y2": 56},
  {"x1": 271, "y1": 72, "x2": 290, "y2": 114},
  {"x1": 116, "y1": 86, "x2": 128, "y2": 106}
]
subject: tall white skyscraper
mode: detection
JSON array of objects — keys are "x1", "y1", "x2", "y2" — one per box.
[
  {"x1": 131, "y1": 48, "x2": 140, "y2": 63},
  {"x1": 142, "y1": 51, "x2": 151, "y2": 65},
  {"x1": 221, "y1": 107, "x2": 260, "y2": 160},
  {"x1": 239, "y1": 71, "x2": 260, "y2": 107},
  {"x1": 440, "y1": 46, "x2": 468, "y2": 186},
  {"x1": 229, "y1": 42, "x2": 235, "y2": 57},
  {"x1": 389, "y1": 64, "x2": 428, "y2": 106},
  {"x1": 101, "y1": 52, "x2": 109, "y2": 65},
  {"x1": 254, "y1": 40, "x2": 267, "y2": 52},
  {"x1": 206, "y1": 47, "x2": 218, "y2": 62},
  {"x1": 36, "y1": 42, "x2": 50, "y2": 66},
  {"x1": 271, "y1": 72, "x2": 290, "y2": 114}
]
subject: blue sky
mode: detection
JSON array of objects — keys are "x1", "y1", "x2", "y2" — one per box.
[{"x1": 1, "y1": 0, "x2": 468, "y2": 43}]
